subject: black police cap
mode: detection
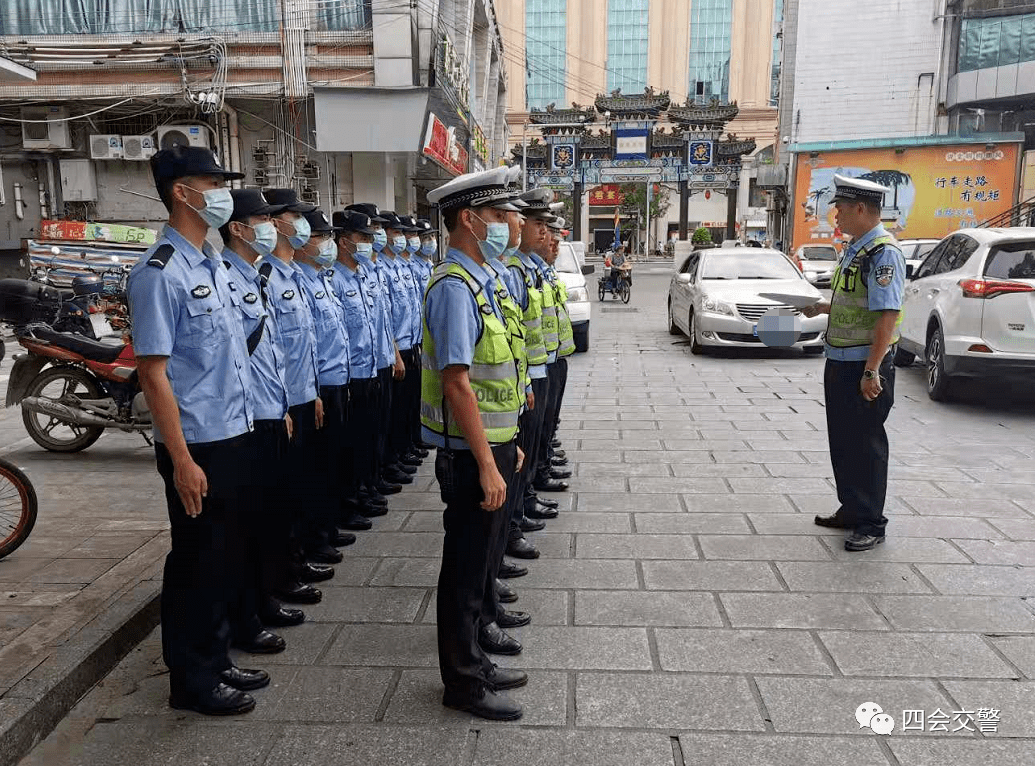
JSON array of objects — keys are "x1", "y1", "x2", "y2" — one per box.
[
  {"x1": 332, "y1": 210, "x2": 377, "y2": 235},
  {"x1": 263, "y1": 187, "x2": 316, "y2": 213},
  {"x1": 150, "y1": 145, "x2": 244, "y2": 185},
  {"x1": 345, "y1": 203, "x2": 389, "y2": 224},
  {"x1": 396, "y1": 215, "x2": 423, "y2": 233},
  {"x1": 228, "y1": 189, "x2": 287, "y2": 223},
  {"x1": 302, "y1": 209, "x2": 336, "y2": 234}
]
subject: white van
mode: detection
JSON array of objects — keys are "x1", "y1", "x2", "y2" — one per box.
[{"x1": 556, "y1": 241, "x2": 592, "y2": 351}]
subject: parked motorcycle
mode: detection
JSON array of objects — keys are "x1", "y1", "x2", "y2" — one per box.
[{"x1": 0, "y1": 278, "x2": 151, "y2": 452}]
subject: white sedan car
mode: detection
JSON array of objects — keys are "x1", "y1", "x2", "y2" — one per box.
[
  {"x1": 555, "y1": 241, "x2": 592, "y2": 352},
  {"x1": 668, "y1": 247, "x2": 826, "y2": 354},
  {"x1": 896, "y1": 227, "x2": 1035, "y2": 400}
]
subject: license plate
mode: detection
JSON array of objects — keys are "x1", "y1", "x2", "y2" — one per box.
[{"x1": 752, "y1": 324, "x2": 758, "y2": 337}]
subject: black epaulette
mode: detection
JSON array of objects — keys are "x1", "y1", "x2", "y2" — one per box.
[
  {"x1": 258, "y1": 261, "x2": 273, "y2": 286},
  {"x1": 147, "y1": 243, "x2": 175, "y2": 269},
  {"x1": 223, "y1": 259, "x2": 232, "y2": 269}
]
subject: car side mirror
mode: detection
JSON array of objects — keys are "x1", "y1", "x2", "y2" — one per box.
[
  {"x1": 906, "y1": 264, "x2": 915, "y2": 280},
  {"x1": 676, "y1": 273, "x2": 691, "y2": 284},
  {"x1": 581, "y1": 264, "x2": 596, "y2": 275}
]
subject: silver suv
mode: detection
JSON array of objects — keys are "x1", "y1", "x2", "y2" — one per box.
[{"x1": 896, "y1": 228, "x2": 1035, "y2": 400}]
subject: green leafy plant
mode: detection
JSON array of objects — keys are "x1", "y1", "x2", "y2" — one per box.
[{"x1": 692, "y1": 226, "x2": 712, "y2": 245}]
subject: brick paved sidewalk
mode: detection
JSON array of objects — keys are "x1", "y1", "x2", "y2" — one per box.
[{"x1": 13, "y1": 276, "x2": 1035, "y2": 766}]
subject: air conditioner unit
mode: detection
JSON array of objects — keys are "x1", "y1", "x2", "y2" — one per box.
[
  {"x1": 157, "y1": 124, "x2": 210, "y2": 151},
  {"x1": 89, "y1": 134, "x2": 124, "y2": 160},
  {"x1": 21, "y1": 106, "x2": 71, "y2": 150},
  {"x1": 122, "y1": 134, "x2": 156, "y2": 161}
]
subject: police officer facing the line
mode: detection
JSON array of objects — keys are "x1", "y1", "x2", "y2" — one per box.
[
  {"x1": 128, "y1": 145, "x2": 269, "y2": 716},
  {"x1": 220, "y1": 189, "x2": 305, "y2": 658},
  {"x1": 540, "y1": 215, "x2": 577, "y2": 469},
  {"x1": 423, "y1": 166, "x2": 529, "y2": 721},
  {"x1": 801, "y1": 175, "x2": 906, "y2": 552}
]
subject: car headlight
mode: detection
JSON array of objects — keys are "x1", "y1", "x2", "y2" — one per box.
[
  {"x1": 701, "y1": 296, "x2": 735, "y2": 316},
  {"x1": 567, "y1": 287, "x2": 589, "y2": 303}
]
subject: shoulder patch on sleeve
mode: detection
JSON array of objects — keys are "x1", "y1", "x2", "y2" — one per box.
[
  {"x1": 147, "y1": 243, "x2": 175, "y2": 269},
  {"x1": 875, "y1": 264, "x2": 896, "y2": 287}
]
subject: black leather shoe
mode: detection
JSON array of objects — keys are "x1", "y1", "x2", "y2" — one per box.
[
  {"x1": 232, "y1": 629, "x2": 286, "y2": 654},
  {"x1": 376, "y1": 481, "x2": 402, "y2": 495},
  {"x1": 442, "y1": 686, "x2": 522, "y2": 721},
  {"x1": 260, "y1": 606, "x2": 305, "y2": 627},
  {"x1": 331, "y1": 530, "x2": 356, "y2": 547},
  {"x1": 383, "y1": 469, "x2": 413, "y2": 484},
  {"x1": 299, "y1": 562, "x2": 335, "y2": 583},
  {"x1": 486, "y1": 665, "x2": 528, "y2": 691},
  {"x1": 498, "y1": 610, "x2": 531, "y2": 629},
  {"x1": 393, "y1": 462, "x2": 418, "y2": 475},
  {"x1": 495, "y1": 578, "x2": 518, "y2": 604},
  {"x1": 341, "y1": 513, "x2": 374, "y2": 531},
  {"x1": 170, "y1": 683, "x2": 255, "y2": 716},
  {"x1": 534, "y1": 479, "x2": 568, "y2": 493},
  {"x1": 845, "y1": 532, "x2": 885, "y2": 552},
  {"x1": 220, "y1": 666, "x2": 270, "y2": 691},
  {"x1": 399, "y1": 454, "x2": 422, "y2": 467},
  {"x1": 550, "y1": 468, "x2": 572, "y2": 480},
  {"x1": 274, "y1": 583, "x2": 322, "y2": 604},
  {"x1": 414, "y1": 447, "x2": 430, "y2": 458},
  {"x1": 479, "y1": 622, "x2": 522, "y2": 655},
  {"x1": 551, "y1": 449, "x2": 566, "y2": 459},
  {"x1": 308, "y1": 544, "x2": 344, "y2": 564},
  {"x1": 537, "y1": 497, "x2": 559, "y2": 510},
  {"x1": 498, "y1": 560, "x2": 528, "y2": 579},
  {"x1": 814, "y1": 513, "x2": 853, "y2": 529},
  {"x1": 518, "y1": 516, "x2": 546, "y2": 533},
  {"x1": 360, "y1": 490, "x2": 388, "y2": 506},
  {"x1": 550, "y1": 456, "x2": 569, "y2": 467},
  {"x1": 506, "y1": 536, "x2": 540, "y2": 560},
  {"x1": 526, "y1": 505, "x2": 558, "y2": 520},
  {"x1": 359, "y1": 503, "x2": 388, "y2": 518},
  {"x1": 550, "y1": 439, "x2": 562, "y2": 449}
]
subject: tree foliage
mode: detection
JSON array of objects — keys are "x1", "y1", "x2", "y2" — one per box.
[{"x1": 692, "y1": 226, "x2": 712, "y2": 244}]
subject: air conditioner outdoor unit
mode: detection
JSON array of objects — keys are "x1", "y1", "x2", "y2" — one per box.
[
  {"x1": 157, "y1": 124, "x2": 210, "y2": 151},
  {"x1": 122, "y1": 134, "x2": 156, "y2": 161},
  {"x1": 21, "y1": 106, "x2": 71, "y2": 150},
  {"x1": 89, "y1": 134, "x2": 124, "y2": 160}
]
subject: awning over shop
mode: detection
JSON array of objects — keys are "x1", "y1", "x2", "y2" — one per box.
[
  {"x1": 313, "y1": 87, "x2": 429, "y2": 153},
  {"x1": 0, "y1": 55, "x2": 36, "y2": 82}
]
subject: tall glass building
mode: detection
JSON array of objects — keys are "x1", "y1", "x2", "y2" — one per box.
[
  {"x1": 769, "y1": 0, "x2": 784, "y2": 106},
  {"x1": 688, "y1": 0, "x2": 733, "y2": 103},
  {"x1": 525, "y1": 0, "x2": 568, "y2": 108},
  {"x1": 606, "y1": 0, "x2": 650, "y2": 92}
]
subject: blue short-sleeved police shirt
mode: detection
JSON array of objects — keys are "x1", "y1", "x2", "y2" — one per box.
[
  {"x1": 127, "y1": 226, "x2": 254, "y2": 444},
  {"x1": 420, "y1": 249, "x2": 503, "y2": 450},
  {"x1": 369, "y1": 259, "x2": 397, "y2": 369},
  {"x1": 223, "y1": 249, "x2": 289, "y2": 422},
  {"x1": 824, "y1": 224, "x2": 907, "y2": 362},
  {"x1": 297, "y1": 261, "x2": 351, "y2": 387},
  {"x1": 261, "y1": 256, "x2": 320, "y2": 406},
  {"x1": 330, "y1": 261, "x2": 378, "y2": 380}
]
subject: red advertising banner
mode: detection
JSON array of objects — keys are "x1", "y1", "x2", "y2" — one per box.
[
  {"x1": 422, "y1": 113, "x2": 469, "y2": 177},
  {"x1": 589, "y1": 184, "x2": 624, "y2": 206}
]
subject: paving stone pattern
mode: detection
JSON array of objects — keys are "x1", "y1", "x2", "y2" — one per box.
[{"x1": 13, "y1": 276, "x2": 1035, "y2": 765}]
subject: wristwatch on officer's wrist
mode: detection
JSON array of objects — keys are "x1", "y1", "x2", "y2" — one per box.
[{"x1": 862, "y1": 369, "x2": 879, "y2": 380}]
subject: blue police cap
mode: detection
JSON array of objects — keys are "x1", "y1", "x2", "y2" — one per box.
[{"x1": 150, "y1": 145, "x2": 244, "y2": 185}]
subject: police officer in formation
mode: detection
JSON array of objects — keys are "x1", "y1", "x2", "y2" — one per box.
[
  {"x1": 801, "y1": 174, "x2": 906, "y2": 552},
  {"x1": 129, "y1": 146, "x2": 443, "y2": 716},
  {"x1": 130, "y1": 146, "x2": 577, "y2": 720}
]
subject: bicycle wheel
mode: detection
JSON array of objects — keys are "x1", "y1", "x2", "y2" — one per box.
[
  {"x1": 0, "y1": 459, "x2": 38, "y2": 559},
  {"x1": 620, "y1": 282, "x2": 631, "y2": 304}
]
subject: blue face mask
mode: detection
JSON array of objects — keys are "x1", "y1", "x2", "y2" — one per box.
[
  {"x1": 313, "y1": 238, "x2": 337, "y2": 269},
  {"x1": 241, "y1": 221, "x2": 277, "y2": 256},
  {"x1": 353, "y1": 241, "x2": 373, "y2": 262},
  {"x1": 501, "y1": 246, "x2": 518, "y2": 261},
  {"x1": 283, "y1": 215, "x2": 310, "y2": 249},
  {"x1": 407, "y1": 236, "x2": 421, "y2": 253},
  {"x1": 420, "y1": 240, "x2": 437, "y2": 257},
  {"x1": 183, "y1": 185, "x2": 233, "y2": 229},
  {"x1": 372, "y1": 229, "x2": 387, "y2": 252},
  {"x1": 389, "y1": 235, "x2": 407, "y2": 255},
  {"x1": 472, "y1": 214, "x2": 510, "y2": 261}
]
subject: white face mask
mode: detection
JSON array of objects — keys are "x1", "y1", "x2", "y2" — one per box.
[
  {"x1": 238, "y1": 220, "x2": 277, "y2": 256},
  {"x1": 353, "y1": 241, "x2": 373, "y2": 261},
  {"x1": 182, "y1": 185, "x2": 233, "y2": 229},
  {"x1": 313, "y1": 238, "x2": 337, "y2": 268}
]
